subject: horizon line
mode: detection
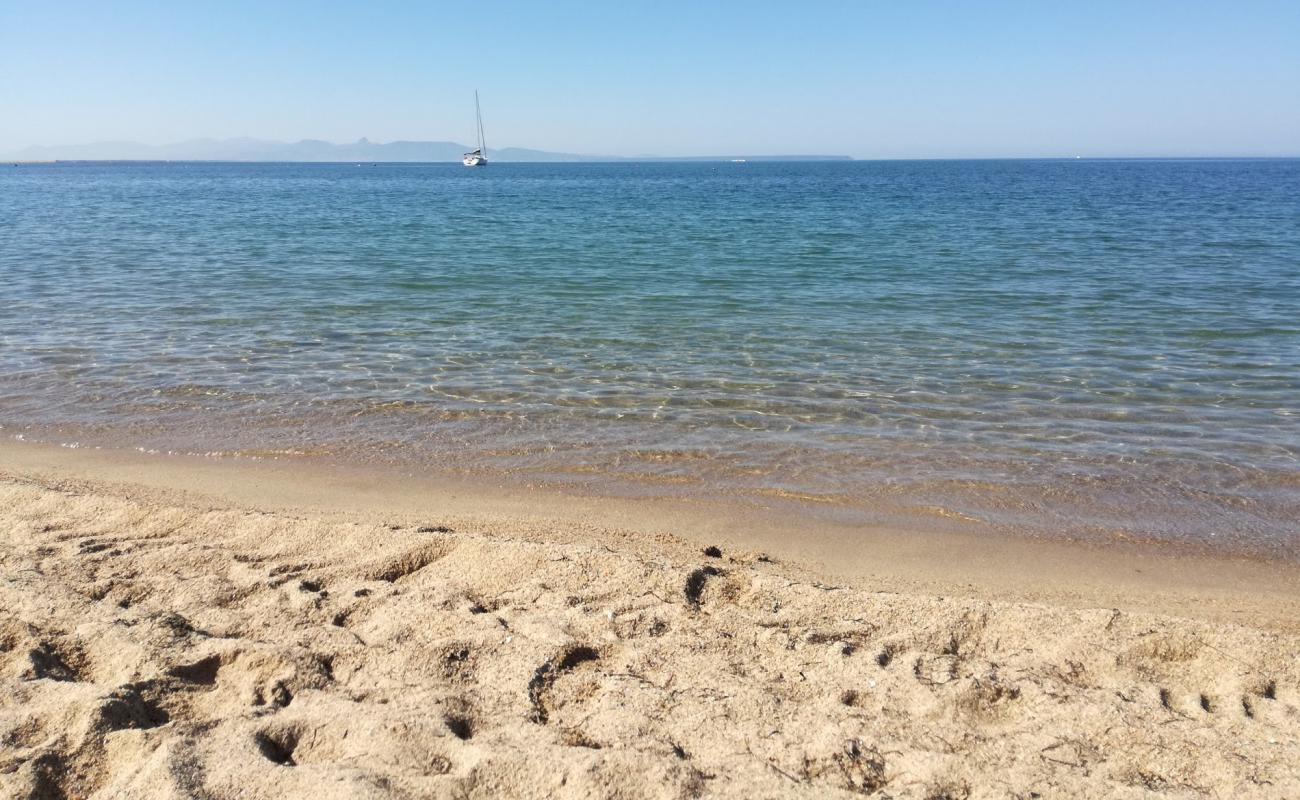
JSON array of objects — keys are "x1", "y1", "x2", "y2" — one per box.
[
  {"x1": 6, "y1": 137, "x2": 1299, "y2": 163},
  {"x1": 9, "y1": 156, "x2": 1300, "y2": 164}
]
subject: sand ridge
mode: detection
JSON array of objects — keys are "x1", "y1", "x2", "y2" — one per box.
[{"x1": 1, "y1": 473, "x2": 1299, "y2": 799}]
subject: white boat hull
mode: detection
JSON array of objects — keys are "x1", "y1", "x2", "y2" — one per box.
[{"x1": 463, "y1": 155, "x2": 487, "y2": 167}]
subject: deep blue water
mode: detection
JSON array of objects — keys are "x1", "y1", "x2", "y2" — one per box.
[{"x1": 2, "y1": 160, "x2": 1298, "y2": 550}]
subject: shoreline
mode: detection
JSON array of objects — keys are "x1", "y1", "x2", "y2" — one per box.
[
  {"x1": 4, "y1": 437, "x2": 1298, "y2": 631},
  {"x1": 4, "y1": 408, "x2": 1296, "y2": 563},
  {"x1": 1, "y1": 439, "x2": 1298, "y2": 796}
]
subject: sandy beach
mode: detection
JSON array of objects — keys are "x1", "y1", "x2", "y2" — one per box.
[{"x1": 1, "y1": 440, "x2": 1297, "y2": 799}]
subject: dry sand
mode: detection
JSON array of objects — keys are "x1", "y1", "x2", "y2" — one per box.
[{"x1": 2, "y1": 443, "x2": 1299, "y2": 798}]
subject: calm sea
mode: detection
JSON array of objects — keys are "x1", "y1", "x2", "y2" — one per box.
[{"x1": 2, "y1": 160, "x2": 1298, "y2": 552}]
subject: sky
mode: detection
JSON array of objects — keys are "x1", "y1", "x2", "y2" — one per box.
[{"x1": 2, "y1": 0, "x2": 1298, "y2": 158}]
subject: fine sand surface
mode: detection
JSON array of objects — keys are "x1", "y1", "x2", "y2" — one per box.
[{"x1": 2, "y1": 443, "x2": 1299, "y2": 798}]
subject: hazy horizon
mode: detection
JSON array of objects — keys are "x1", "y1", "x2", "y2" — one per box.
[
  {"x1": 1, "y1": 136, "x2": 858, "y2": 162},
  {"x1": 10, "y1": 136, "x2": 1300, "y2": 163},
  {"x1": 2, "y1": 1, "x2": 1298, "y2": 159}
]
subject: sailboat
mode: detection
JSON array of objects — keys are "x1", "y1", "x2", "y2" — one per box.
[{"x1": 462, "y1": 91, "x2": 488, "y2": 167}]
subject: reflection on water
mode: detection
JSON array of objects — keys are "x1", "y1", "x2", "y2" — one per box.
[{"x1": 1, "y1": 160, "x2": 1298, "y2": 553}]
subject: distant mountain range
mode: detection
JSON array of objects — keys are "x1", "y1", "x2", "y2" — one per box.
[{"x1": 3, "y1": 138, "x2": 852, "y2": 163}]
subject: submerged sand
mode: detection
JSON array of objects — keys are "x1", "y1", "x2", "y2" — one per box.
[{"x1": 1, "y1": 451, "x2": 1299, "y2": 798}]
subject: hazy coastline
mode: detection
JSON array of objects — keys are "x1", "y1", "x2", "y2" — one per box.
[{"x1": 2, "y1": 138, "x2": 854, "y2": 163}]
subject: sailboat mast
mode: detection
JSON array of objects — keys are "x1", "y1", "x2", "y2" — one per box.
[{"x1": 475, "y1": 91, "x2": 486, "y2": 155}]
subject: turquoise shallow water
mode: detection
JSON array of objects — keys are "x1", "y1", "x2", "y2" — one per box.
[{"x1": 2, "y1": 160, "x2": 1298, "y2": 551}]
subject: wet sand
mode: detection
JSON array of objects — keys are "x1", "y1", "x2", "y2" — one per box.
[{"x1": 2, "y1": 439, "x2": 1298, "y2": 798}]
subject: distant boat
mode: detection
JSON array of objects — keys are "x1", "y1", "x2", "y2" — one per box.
[{"x1": 462, "y1": 91, "x2": 488, "y2": 167}]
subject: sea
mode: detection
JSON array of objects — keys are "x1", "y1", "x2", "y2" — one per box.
[{"x1": 2, "y1": 159, "x2": 1298, "y2": 553}]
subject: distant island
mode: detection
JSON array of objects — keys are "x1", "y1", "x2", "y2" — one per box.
[{"x1": 3, "y1": 138, "x2": 852, "y2": 163}]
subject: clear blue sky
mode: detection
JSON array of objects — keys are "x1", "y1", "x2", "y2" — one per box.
[{"x1": 2, "y1": 0, "x2": 1297, "y2": 158}]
